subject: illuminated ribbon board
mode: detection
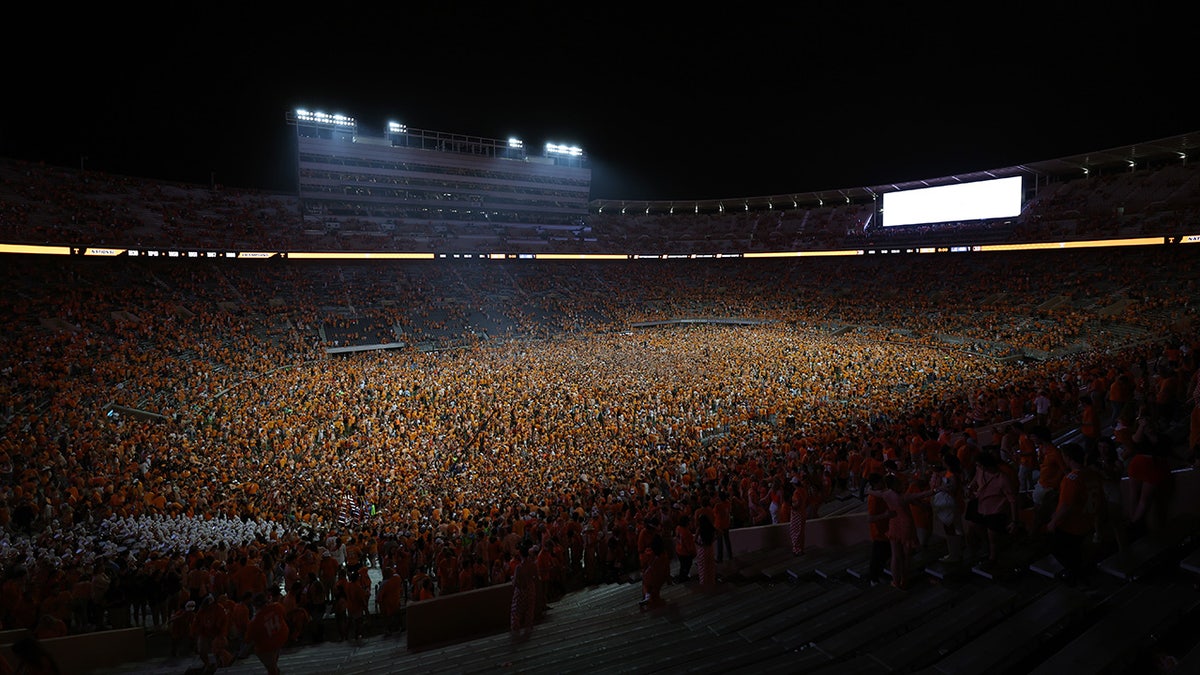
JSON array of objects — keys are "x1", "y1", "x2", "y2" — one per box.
[{"x1": 1, "y1": 235, "x2": 1193, "y2": 261}]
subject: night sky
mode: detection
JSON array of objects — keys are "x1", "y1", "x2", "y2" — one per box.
[{"x1": 4, "y1": 6, "x2": 1193, "y2": 202}]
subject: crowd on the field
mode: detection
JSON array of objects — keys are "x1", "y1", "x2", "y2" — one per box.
[
  {"x1": 2, "y1": 252, "x2": 1190, "y2": 653},
  {"x1": 0, "y1": 243, "x2": 1197, "y2": 672}
]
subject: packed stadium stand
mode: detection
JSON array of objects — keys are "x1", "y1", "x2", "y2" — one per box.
[{"x1": 1, "y1": 129, "x2": 1199, "y2": 674}]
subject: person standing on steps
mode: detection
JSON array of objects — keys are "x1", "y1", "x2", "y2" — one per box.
[
  {"x1": 866, "y1": 473, "x2": 933, "y2": 590},
  {"x1": 789, "y1": 470, "x2": 813, "y2": 556},
  {"x1": 674, "y1": 514, "x2": 696, "y2": 582},
  {"x1": 694, "y1": 513, "x2": 718, "y2": 589},
  {"x1": 865, "y1": 472, "x2": 894, "y2": 587},
  {"x1": 1046, "y1": 443, "x2": 1102, "y2": 586},
  {"x1": 712, "y1": 490, "x2": 733, "y2": 563},
  {"x1": 510, "y1": 540, "x2": 539, "y2": 642},
  {"x1": 639, "y1": 533, "x2": 670, "y2": 608},
  {"x1": 933, "y1": 453, "x2": 966, "y2": 564},
  {"x1": 244, "y1": 591, "x2": 288, "y2": 675}
]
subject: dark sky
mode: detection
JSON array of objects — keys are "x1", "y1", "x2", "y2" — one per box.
[{"x1": 4, "y1": 6, "x2": 1193, "y2": 202}]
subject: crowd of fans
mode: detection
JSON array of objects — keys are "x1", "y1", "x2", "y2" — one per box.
[
  {"x1": 0, "y1": 157, "x2": 1198, "y2": 671},
  {"x1": 0, "y1": 245, "x2": 1195, "y2": 656}
]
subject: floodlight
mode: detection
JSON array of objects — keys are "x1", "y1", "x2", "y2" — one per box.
[
  {"x1": 545, "y1": 143, "x2": 583, "y2": 157},
  {"x1": 295, "y1": 109, "x2": 356, "y2": 128}
]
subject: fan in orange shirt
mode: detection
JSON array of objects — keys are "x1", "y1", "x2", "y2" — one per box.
[
  {"x1": 905, "y1": 472, "x2": 933, "y2": 553},
  {"x1": 377, "y1": 567, "x2": 406, "y2": 636},
  {"x1": 190, "y1": 594, "x2": 232, "y2": 670},
  {"x1": 245, "y1": 592, "x2": 289, "y2": 675},
  {"x1": 787, "y1": 476, "x2": 809, "y2": 556},
  {"x1": 1046, "y1": 443, "x2": 1101, "y2": 585}
]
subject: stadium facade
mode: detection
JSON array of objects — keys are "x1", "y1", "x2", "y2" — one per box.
[{"x1": 287, "y1": 109, "x2": 591, "y2": 243}]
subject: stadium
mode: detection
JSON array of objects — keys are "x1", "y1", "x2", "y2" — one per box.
[{"x1": 1, "y1": 110, "x2": 1199, "y2": 675}]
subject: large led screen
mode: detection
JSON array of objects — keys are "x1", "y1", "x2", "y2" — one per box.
[{"x1": 882, "y1": 176, "x2": 1022, "y2": 227}]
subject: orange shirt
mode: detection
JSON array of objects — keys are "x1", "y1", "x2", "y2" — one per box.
[
  {"x1": 864, "y1": 456, "x2": 886, "y2": 480},
  {"x1": 1109, "y1": 378, "x2": 1132, "y2": 406},
  {"x1": 191, "y1": 602, "x2": 229, "y2": 639},
  {"x1": 229, "y1": 602, "x2": 251, "y2": 636},
  {"x1": 1055, "y1": 470, "x2": 1100, "y2": 536},
  {"x1": 378, "y1": 576, "x2": 405, "y2": 616},
  {"x1": 848, "y1": 452, "x2": 863, "y2": 475},
  {"x1": 1038, "y1": 443, "x2": 1066, "y2": 489},
  {"x1": 344, "y1": 578, "x2": 368, "y2": 616},
  {"x1": 1126, "y1": 454, "x2": 1168, "y2": 485},
  {"x1": 245, "y1": 601, "x2": 289, "y2": 652},
  {"x1": 906, "y1": 480, "x2": 932, "y2": 530},
  {"x1": 1017, "y1": 434, "x2": 1037, "y2": 468},
  {"x1": 1081, "y1": 405, "x2": 1098, "y2": 439}
]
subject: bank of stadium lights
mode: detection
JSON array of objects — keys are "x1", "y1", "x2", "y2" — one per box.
[
  {"x1": 388, "y1": 122, "x2": 408, "y2": 134},
  {"x1": 545, "y1": 143, "x2": 583, "y2": 157},
  {"x1": 508, "y1": 138, "x2": 523, "y2": 149},
  {"x1": 294, "y1": 109, "x2": 356, "y2": 128}
]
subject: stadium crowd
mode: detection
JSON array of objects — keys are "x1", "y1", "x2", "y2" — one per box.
[
  {"x1": 1, "y1": 156, "x2": 1199, "y2": 669},
  {"x1": 0, "y1": 246, "x2": 1196, "y2": 661}
]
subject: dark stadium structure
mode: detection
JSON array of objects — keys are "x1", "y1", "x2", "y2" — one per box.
[{"x1": 1, "y1": 123, "x2": 1199, "y2": 675}]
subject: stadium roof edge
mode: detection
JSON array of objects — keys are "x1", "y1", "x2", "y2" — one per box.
[{"x1": 589, "y1": 130, "x2": 1200, "y2": 214}]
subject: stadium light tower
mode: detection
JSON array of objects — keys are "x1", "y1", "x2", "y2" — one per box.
[
  {"x1": 293, "y1": 109, "x2": 356, "y2": 129},
  {"x1": 288, "y1": 109, "x2": 357, "y2": 142},
  {"x1": 506, "y1": 137, "x2": 526, "y2": 160},
  {"x1": 545, "y1": 142, "x2": 585, "y2": 167},
  {"x1": 545, "y1": 142, "x2": 583, "y2": 157},
  {"x1": 387, "y1": 121, "x2": 408, "y2": 147}
]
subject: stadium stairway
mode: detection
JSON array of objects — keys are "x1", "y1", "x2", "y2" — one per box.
[
  {"x1": 88, "y1": 523, "x2": 1200, "y2": 674},
  {"x1": 81, "y1": 462, "x2": 1200, "y2": 675}
]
